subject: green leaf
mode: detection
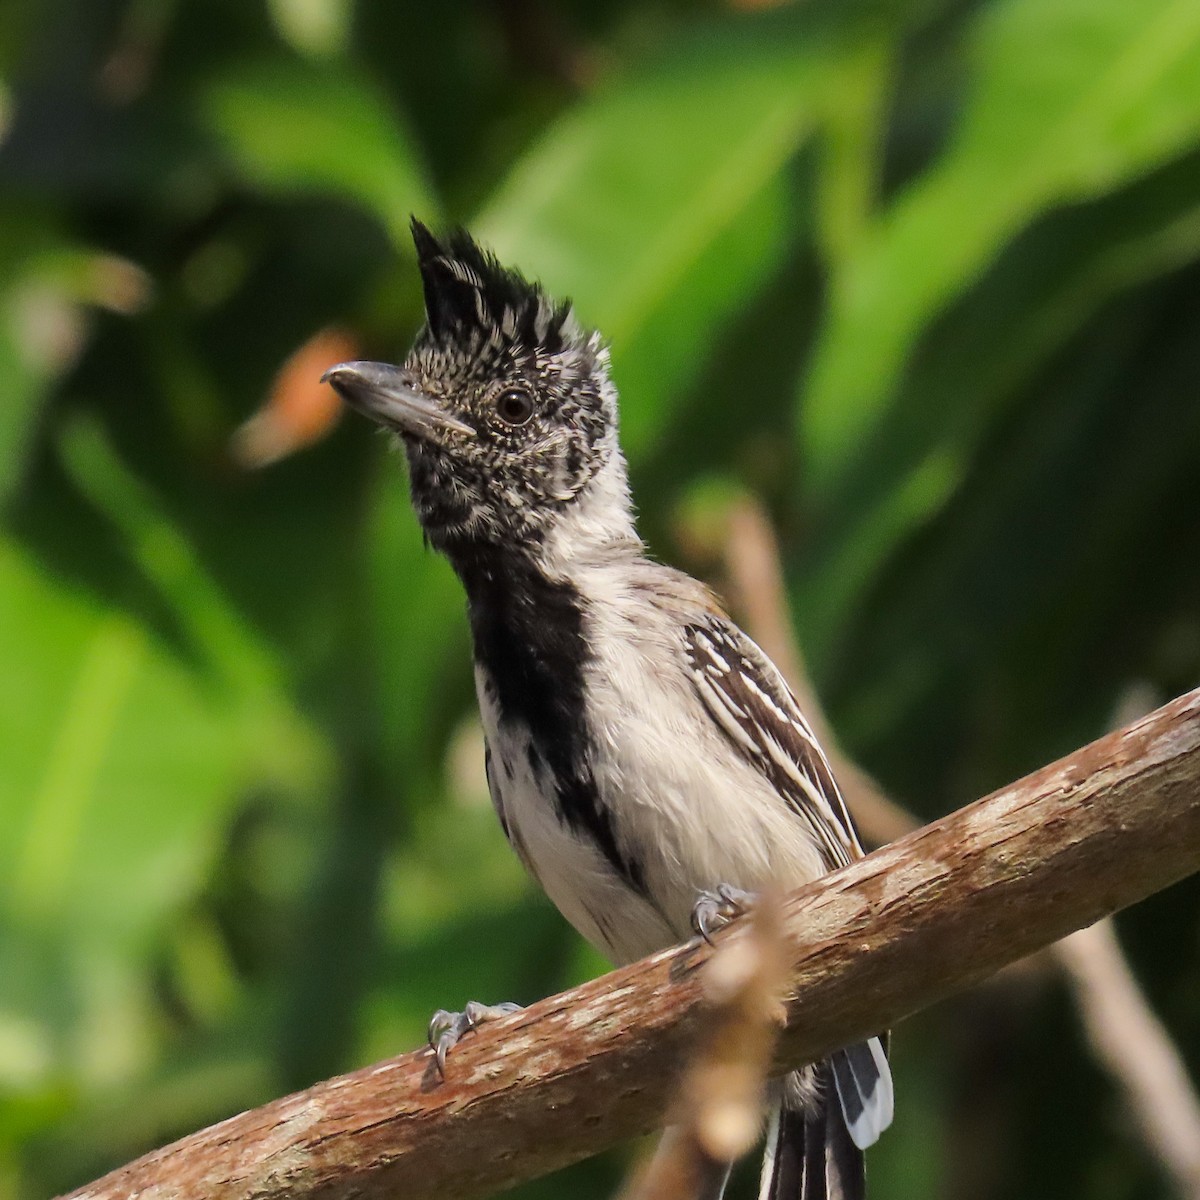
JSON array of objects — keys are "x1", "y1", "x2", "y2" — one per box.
[
  {"x1": 813, "y1": 35, "x2": 893, "y2": 271},
  {"x1": 831, "y1": 291, "x2": 1200, "y2": 788},
  {"x1": 802, "y1": 0, "x2": 1200, "y2": 494},
  {"x1": 475, "y1": 12, "x2": 830, "y2": 455},
  {"x1": 613, "y1": 175, "x2": 798, "y2": 455},
  {"x1": 0, "y1": 536, "x2": 242, "y2": 939},
  {"x1": 200, "y1": 59, "x2": 436, "y2": 247},
  {"x1": 0, "y1": 421, "x2": 330, "y2": 936},
  {"x1": 796, "y1": 157, "x2": 1200, "y2": 662},
  {"x1": 55, "y1": 420, "x2": 328, "y2": 788},
  {"x1": 365, "y1": 464, "x2": 464, "y2": 782},
  {"x1": 0, "y1": 423, "x2": 337, "y2": 1122}
]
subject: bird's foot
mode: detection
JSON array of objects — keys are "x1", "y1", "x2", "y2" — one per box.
[
  {"x1": 690, "y1": 884, "x2": 757, "y2": 944},
  {"x1": 427, "y1": 1000, "x2": 523, "y2": 1079}
]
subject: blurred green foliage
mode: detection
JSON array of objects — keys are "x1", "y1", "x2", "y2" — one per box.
[{"x1": 1, "y1": 1, "x2": 1199, "y2": 1197}]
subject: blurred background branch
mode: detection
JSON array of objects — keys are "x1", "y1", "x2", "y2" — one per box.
[
  {"x1": 619, "y1": 893, "x2": 789, "y2": 1200},
  {"x1": 716, "y1": 496, "x2": 916, "y2": 849},
  {"x1": 1059, "y1": 923, "x2": 1200, "y2": 1200}
]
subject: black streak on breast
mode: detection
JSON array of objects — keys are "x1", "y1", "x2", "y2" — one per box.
[{"x1": 453, "y1": 545, "x2": 645, "y2": 895}]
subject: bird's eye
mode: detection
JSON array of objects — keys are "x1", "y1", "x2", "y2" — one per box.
[{"x1": 495, "y1": 387, "x2": 534, "y2": 426}]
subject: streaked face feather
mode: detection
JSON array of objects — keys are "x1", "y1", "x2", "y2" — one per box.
[{"x1": 399, "y1": 221, "x2": 625, "y2": 554}]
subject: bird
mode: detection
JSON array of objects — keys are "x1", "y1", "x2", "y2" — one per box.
[{"x1": 323, "y1": 219, "x2": 893, "y2": 1200}]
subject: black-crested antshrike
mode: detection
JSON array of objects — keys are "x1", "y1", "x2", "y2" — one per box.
[{"x1": 324, "y1": 221, "x2": 893, "y2": 1200}]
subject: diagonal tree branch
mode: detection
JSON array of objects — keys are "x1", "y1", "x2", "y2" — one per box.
[
  {"x1": 716, "y1": 494, "x2": 1200, "y2": 1198},
  {"x1": 62, "y1": 687, "x2": 1200, "y2": 1200}
]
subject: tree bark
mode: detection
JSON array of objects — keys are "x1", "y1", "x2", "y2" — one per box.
[{"x1": 62, "y1": 687, "x2": 1200, "y2": 1200}]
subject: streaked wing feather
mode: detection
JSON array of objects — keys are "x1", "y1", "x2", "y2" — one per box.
[{"x1": 684, "y1": 619, "x2": 862, "y2": 869}]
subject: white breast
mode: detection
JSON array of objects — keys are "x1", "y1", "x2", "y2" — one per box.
[
  {"x1": 474, "y1": 558, "x2": 829, "y2": 968},
  {"x1": 579, "y1": 578, "x2": 829, "y2": 952},
  {"x1": 475, "y1": 668, "x2": 677, "y2": 965}
]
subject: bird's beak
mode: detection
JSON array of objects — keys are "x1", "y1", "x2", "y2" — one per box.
[{"x1": 322, "y1": 361, "x2": 474, "y2": 439}]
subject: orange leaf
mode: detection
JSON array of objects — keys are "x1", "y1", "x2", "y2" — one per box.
[{"x1": 232, "y1": 327, "x2": 360, "y2": 467}]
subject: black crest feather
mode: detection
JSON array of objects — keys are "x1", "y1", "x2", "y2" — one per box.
[{"x1": 410, "y1": 217, "x2": 577, "y2": 354}]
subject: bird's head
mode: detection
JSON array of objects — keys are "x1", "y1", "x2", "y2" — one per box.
[{"x1": 325, "y1": 220, "x2": 631, "y2": 561}]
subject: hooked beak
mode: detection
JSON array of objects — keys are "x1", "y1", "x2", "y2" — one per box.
[{"x1": 322, "y1": 361, "x2": 474, "y2": 440}]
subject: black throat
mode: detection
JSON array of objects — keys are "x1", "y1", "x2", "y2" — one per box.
[{"x1": 447, "y1": 540, "x2": 644, "y2": 894}]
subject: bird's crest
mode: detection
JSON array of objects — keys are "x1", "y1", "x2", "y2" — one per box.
[{"x1": 411, "y1": 219, "x2": 583, "y2": 356}]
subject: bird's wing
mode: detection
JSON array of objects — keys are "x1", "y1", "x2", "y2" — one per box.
[{"x1": 683, "y1": 617, "x2": 862, "y2": 870}]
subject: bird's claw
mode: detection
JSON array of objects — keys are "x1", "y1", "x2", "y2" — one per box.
[
  {"x1": 427, "y1": 1000, "x2": 523, "y2": 1079},
  {"x1": 690, "y1": 884, "x2": 757, "y2": 944}
]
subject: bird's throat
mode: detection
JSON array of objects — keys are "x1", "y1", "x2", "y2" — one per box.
[{"x1": 451, "y1": 542, "x2": 647, "y2": 895}]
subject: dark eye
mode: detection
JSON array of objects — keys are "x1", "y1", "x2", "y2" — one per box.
[{"x1": 495, "y1": 387, "x2": 534, "y2": 426}]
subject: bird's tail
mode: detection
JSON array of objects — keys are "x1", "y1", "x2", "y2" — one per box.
[{"x1": 759, "y1": 1038, "x2": 892, "y2": 1200}]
